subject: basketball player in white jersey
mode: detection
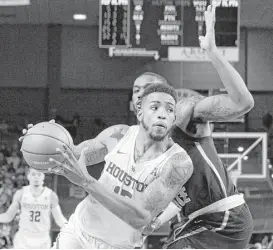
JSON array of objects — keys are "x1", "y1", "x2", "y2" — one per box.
[
  {"x1": 65, "y1": 5, "x2": 253, "y2": 248},
  {"x1": 45, "y1": 83, "x2": 193, "y2": 249},
  {"x1": 0, "y1": 168, "x2": 67, "y2": 249},
  {"x1": 19, "y1": 5, "x2": 254, "y2": 248},
  {"x1": 127, "y1": 6, "x2": 253, "y2": 248}
]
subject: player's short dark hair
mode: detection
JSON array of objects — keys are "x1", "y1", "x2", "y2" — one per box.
[
  {"x1": 141, "y1": 83, "x2": 177, "y2": 104},
  {"x1": 135, "y1": 72, "x2": 168, "y2": 85}
]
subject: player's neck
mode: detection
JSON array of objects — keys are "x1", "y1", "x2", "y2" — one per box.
[
  {"x1": 136, "y1": 129, "x2": 170, "y2": 154},
  {"x1": 29, "y1": 185, "x2": 45, "y2": 196}
]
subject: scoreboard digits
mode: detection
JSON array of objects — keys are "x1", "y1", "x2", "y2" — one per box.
[
  {"x1": 99, "y1": 0, "x2": 130, "y2": 47},
  {"x1": 99, "y1": 0, "x2": 240, "y2": 62}
]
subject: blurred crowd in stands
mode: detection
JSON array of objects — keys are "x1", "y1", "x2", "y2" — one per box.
[
  {"x1": 0, "y1": 140, "x2": 28, "y2": 248},
  {"x1": 249, "y1": 234, "x2": 273, "y2": 249}
]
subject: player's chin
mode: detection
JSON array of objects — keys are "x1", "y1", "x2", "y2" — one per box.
[
  {"x1": 150, "y1": 132, "x2": 166, "y2": 141},
  {"x1": 134, "y1": 105, "x2": 140, "y2": 114}
]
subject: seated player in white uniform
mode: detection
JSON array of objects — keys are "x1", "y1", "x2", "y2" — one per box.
[
  {"x1": 47, "y1": 83, "x2": 193, "y2": 249},
  {"x1": 0, "y1": 168, "x2": 67, "y2": 249}
]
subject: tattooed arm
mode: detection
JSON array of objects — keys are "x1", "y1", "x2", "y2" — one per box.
[
  {"x1": 192, "y1": 8, "x2": 255, "y2": 122},
  {"x1": 73, "y1": 124, "x2": 129, "y2": 165},
  {"x1": 176, "y1": 82, "x2": 254, "y2": 125},
  {"x1": 190, "y1": 92, "x2": 253, "y2": 123},
  {"x1": 190, "y1": 49, "x2": 254, "y2": 123},
  {"x1": 83, "y1": 151, "x2": 193, "y2": 230},
  {"x1": 176, "y1": 5, "x2": 254, "y2": 124}
]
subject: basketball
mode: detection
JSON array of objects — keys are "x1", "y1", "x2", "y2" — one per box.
[{"x1": 21, "y1": 122, "x2": 74, "y2": 172}]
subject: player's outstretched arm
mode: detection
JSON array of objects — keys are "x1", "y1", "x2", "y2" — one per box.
[
  {"x1": 177, "y1": 5, "x2": 254, "y2": 124},
  {"x1": 72, "y1": 124, "x2": 129, "y2": 166},
  {"x1": 0, "y1": 190, "x2": 22, "y2": 223},
  {"x1": 83, "y1": 151, "x2": 193, "y2": 230},
  {"x1": 51, "y1": 191, "x2": 68, "y2": 229},
  {"x1": 49, "y1": 144, "x2": 193, "y2": 230},
  {"x1": 19, "y1": 120, "x2": 129, "y2": 167}
]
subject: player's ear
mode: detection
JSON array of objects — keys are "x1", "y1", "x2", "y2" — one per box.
[{"x1": 137, "y1": 108, "x2": 143, "y2": 122}]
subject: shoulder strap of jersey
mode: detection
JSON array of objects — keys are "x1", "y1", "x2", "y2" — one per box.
[
  {"x1": 47, "y1": 187, "x2": 54, "y2": 206},
  {"x1": 40, "y1": 187, "x2": 54, "y2": 207},
  {"x1": 44, "y1": 186, "x2": 52, "y2": 197},
  {"x1": 156, "y1": 143, "x2": 185, "y2": 176},
  {"x1": 21, "y1": 186, "x2": 27, "y2": 197},
  {"x1": 105, "y1": 125, "x2": 139, "y2": 158}
]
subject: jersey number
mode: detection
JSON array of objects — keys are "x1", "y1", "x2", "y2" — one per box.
[
  {"x1": 29, "y1": 211, "x2": 41, "y2": 222},
  {"x1": 114, "y1": 186, "x2": 132, "y2": 199}
]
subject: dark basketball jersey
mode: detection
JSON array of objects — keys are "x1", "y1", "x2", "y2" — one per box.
[
  {"x1": 164, "y1": 126, "x2": 253, "y2": 249},
  {"x1": 171, "y1": 125, "x2": 238, "y2": 219}
]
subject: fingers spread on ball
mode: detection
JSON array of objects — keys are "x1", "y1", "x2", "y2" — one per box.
[
  {"x1": 49, "y1": 158, "x2": 65, "y2": 173},
  {"x1": 48, "y1": 166, "x2": 63, "y2": 175},
  {"x1": 50, "y1": 155, "x2": 75, "y2": 174},
  {"x1": 62, "y1": 144, "x2": 77, "y2": 162},
  {"x1": 49, "y1": 158, "x2": 60, "y2": 166},
  {"x1": 56, "y1": 148, "x2": 70, "y2": 162}
]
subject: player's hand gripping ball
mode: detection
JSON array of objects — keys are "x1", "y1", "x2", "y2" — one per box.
[{"x1": 20, "y1": 122, "x2": 73, "y2": 173}]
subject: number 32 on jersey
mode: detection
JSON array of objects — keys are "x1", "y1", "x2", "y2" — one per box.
[{"x1": 29, "y1": 210, "x2": 41, "y2": 222}]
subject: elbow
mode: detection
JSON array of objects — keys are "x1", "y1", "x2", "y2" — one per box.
[
  {"x1": 241, "y1": 94, "x2": 254, "y2": 112},
  {"x1": 235, "y1": 91, "x2": 254, "y2": 114},
  {"x1": 248, "y1": 96, "x2": 255, "y2": 110}
]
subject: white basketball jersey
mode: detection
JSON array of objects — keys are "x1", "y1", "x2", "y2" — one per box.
[
  {"x1": 19, "y1": 186, "x2": 52, "y2": 234},
  {"x1": 75, "y1": 125, "x2": 184, "y2": 248}
]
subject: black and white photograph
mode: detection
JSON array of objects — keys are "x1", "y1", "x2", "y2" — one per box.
[{"x1": 0, "y1": 0, "x2": 272, "y2": 249}]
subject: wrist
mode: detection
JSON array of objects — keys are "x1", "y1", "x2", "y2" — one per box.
[
  {"x1": 152, "y1": 218, "x2": 162, "y2": 231},
  {"x1": 206, "y1": 45, "x2": 218, "y2": 56},
  {"x1": 82, "y1": 178, "x2": 95, "y2": 190}
]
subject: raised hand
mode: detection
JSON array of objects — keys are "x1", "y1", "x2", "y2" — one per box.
[{"x1": 198, "y1": 4, "x2": 216, "y2": 52}]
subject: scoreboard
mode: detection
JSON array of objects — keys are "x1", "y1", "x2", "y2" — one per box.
[{"x1": 99, "y1": 0, "x2": 240, "y2": 61}]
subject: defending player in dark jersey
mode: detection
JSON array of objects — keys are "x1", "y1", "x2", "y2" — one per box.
[
  {"x1": 140, "y1": 5, "x2": 254, "y2": 249},
  {"x1": 163, "y1": 126, "x2": 253, "y2": 249}
]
